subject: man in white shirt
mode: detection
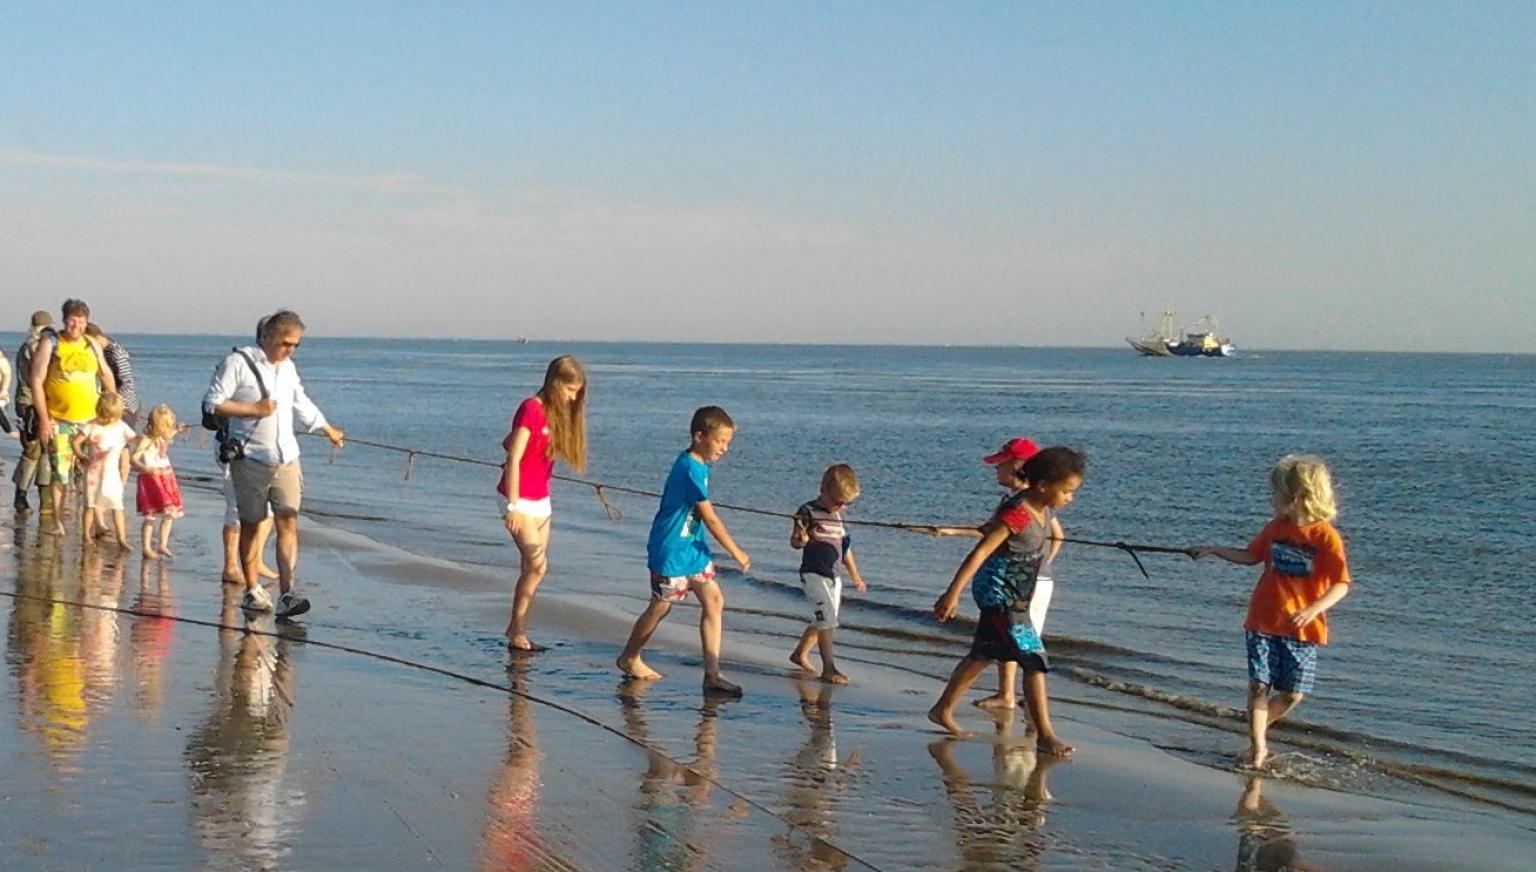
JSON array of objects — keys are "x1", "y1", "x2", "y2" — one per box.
[{"x1": 204, "y1": 310, "x2": 344, "y2": 617}]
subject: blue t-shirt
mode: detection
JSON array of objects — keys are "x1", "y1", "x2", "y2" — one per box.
[{"x1": 647, "y1": 450, "x2": 713, "y2": 576}]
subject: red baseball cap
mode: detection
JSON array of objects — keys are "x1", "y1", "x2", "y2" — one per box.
[{"x1": 982, "y1": 437, "x2": 1040, "y2": 465}]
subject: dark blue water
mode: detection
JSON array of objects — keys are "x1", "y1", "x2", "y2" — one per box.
[{"x1": 12, "y1": 334, "x2": 1534, "y2": 813}]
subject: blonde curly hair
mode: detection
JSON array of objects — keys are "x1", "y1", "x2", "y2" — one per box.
[{"x1": 1270, "y1": 455, "x2": 1338, "y2": 524}]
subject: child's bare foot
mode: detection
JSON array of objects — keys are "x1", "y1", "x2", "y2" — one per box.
[
  {"x1": 507, "y1": 635, "x2": 548, "y2": 653},
  {"x1": 927, "y1": 705, "x2": 969, "y2": 737},
  {"x1": 819, "y1": 670, "x2": 850, "y2": 685},
  {"x1": 703, "y1": 675, "x2": 743, "y2": 696},
  {"x1": 258, "y1": 564, "x2": 279, "y2": 580},
  {"x1": 46, "y1": 522, "x2": 66, "y2": 536},
  {"x1": 221, "y1": 571, "x2": 244, "y2": 585},
  {"x1": 1036, "y1": 735, "x2": 1076, "y2": 758},
  {"x1": 116, "y1": 538, "x2": 131, "y2": 551},
  {"x1": 617, "y1": 655, "x2": 662, "y2": 681},
  {"x1": 142, "y1": 546, "x2": 159, "y2": 560},
  {"x1": 159, "y1": 546, "x2": 176, "y2": 558},
  {"x1": 789, "y1": 651, "x2": 817, "y2": 673},
  {"x1": 973, "y1": 692, "x2": 1016, "y2": 710}
]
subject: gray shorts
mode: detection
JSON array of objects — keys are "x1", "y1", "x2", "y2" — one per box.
[{"x1": 229, "y1": 458, "x2": 303, "y2": 524}]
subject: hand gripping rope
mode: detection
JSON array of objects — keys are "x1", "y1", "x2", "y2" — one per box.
[{"x1": 317, "y1": 435, "x2": 1197, "y2": 578}]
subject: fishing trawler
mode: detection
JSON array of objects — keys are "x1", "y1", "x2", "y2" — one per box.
[{"x1": 1126, "y1": 311, "x2": 1236, "y2": 358}]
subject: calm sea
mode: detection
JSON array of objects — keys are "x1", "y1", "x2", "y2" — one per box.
[{"x1": 11, "y1": 334, "x2": 1533, "y2": 814}]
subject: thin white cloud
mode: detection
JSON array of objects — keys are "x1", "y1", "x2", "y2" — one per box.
[{"x1": 0, "y1": 149, "x2": 455, "y2": 195}]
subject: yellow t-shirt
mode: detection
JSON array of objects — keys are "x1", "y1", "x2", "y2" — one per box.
[{"x1": 45, "y1": 335, "x2": 102, "y2": 423}]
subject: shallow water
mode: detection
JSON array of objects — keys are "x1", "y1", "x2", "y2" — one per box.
[{"x1": 6, "y1": 334, "x2": 1535, "y2": 819}]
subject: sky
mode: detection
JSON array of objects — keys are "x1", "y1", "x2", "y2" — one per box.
[{"x1": 2, "y1": 2, "x2": 1532, "y2": 351}]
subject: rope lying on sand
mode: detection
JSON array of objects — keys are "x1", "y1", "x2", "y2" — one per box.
[
  {"x1": 0, "y1": 587, "x2": 882, "y2": 871},
  {"x1": 313, "y1": 434, "x2": 1196, "y2": 578}
]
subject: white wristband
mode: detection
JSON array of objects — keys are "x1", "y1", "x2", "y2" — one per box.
[{"x1": 506, "y1": 502, "x2": 518, "y2": 514}]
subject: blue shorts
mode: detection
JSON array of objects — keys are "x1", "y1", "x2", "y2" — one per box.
[{"x1": 1246, "y1": 631, "x2": 1318, "y2": 694}]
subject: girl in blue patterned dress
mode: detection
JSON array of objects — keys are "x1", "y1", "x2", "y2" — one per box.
[{"x1": 929, "y1": 447, "x2": 1085, "y2": 752}]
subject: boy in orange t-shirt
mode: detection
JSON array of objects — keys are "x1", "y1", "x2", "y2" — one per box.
[{"x1": 1192, "y1": 455, "x2": 1352, "y2": 770}]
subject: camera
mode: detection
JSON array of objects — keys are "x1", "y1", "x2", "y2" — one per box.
[{"x1": 217, "y1": 434, "x2": 246, "y2": 465}]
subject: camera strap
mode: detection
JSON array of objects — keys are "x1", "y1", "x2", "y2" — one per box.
[{"x1": 219, "y1": 348, "x2": 271, "y2": 451}]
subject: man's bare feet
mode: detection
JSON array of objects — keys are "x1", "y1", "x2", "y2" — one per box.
[
  {"x1": 617, "y1": 655, "x2": 663, "y2": 681},
  {"x1": 927, "y1": 705, "x2": 969, "y2": 737},
  {"x1": 790, "y1": 651, "x2": 817, "y2": 673},
  {"x1": 703, "y1": 674, "x2": 743, "y2": 696},
  {"x1": 973, "y1": 693, "x2": 1016, "y2": 710},
  {"x1": 258, "y1": 564, "x2": 279, "y2": 580},
  {"x1": 819, "y1": 670, "x2": 850, "y2": 685},
  {"x1": 1036, "y1": 735, "x2": 1076, "y2": 758}
]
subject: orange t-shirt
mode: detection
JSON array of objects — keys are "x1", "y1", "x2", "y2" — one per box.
[{"x1": 1243, "y1": 516, "x2": 1350, "y2": 644}]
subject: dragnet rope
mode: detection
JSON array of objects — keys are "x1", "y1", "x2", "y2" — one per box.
[{"x1": 317, "y1": 433, "x2": 1196, "y2": 578}]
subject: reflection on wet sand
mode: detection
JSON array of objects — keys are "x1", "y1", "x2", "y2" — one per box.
[
  {"x1": 774, "y1": 679, "x2": 861, "y2": 871},
  {"x1": 5, "y1": 531, "x2": 127, "y2": 768},
  {"x1": 129, "y1": 559, "x2": 176, "y2": 718},
  {"x1": 184, "y1": 586, "x2": 306, "y2": 871},
  {"x1": 618, "y1": 682, "x2": 747, "y2": 871},
  {"x1": 1233, "y1": 776, "x2": 1326, "y2": 872},
  {"x1": 927, "y1": 708, "x2": 1063, "y2": 870},
  {"x1": 479, "y1": 655, "x2": 557, "y2": 871}
]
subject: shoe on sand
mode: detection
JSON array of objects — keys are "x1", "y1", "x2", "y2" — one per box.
[
  {"x1": 276, "y1": 591, "x2": 311, "y2": 619},
  {"x1": 240, "y1": 586, "x2": 274, "y2": 612}
]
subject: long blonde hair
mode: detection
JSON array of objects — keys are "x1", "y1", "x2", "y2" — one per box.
[
  {"x1": 1270, "y1": 455, "x2": 1337, "y2": 524},
  {"x1": 144, "y1": 404, "x2": 179, "y2": 441},
  {"x1": 537, "y1": 355, "x2": 587, "y2": 472}
]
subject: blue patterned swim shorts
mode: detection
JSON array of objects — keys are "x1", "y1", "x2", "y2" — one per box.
[{"x1": 1246, "y1": 630, "x2": 1318, "y2": 694}]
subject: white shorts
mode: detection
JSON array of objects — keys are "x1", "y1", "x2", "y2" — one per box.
[
  {"x1": 503, "y1": 497, "x2": 552, "y2": 519},
  {"x1": 1029, "y1": 575, "x2": 1054, "y2": 635},
  {"x1": 801, "y1": 573, "x2": 843, "y2": 630}
]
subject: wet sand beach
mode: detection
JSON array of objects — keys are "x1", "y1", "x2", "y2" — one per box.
[{"x1": 2, "y1": 449, "x2": 1533, "y2": 870}]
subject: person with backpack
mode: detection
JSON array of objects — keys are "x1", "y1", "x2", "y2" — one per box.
[
  {"x1": 10, "y1": 311, "x2": 56, "y2": 514},
  {"x1": 202, "y1": 310, "x2": 344, "y2": 618}
]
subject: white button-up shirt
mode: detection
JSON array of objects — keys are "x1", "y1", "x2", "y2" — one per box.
[{"x1": 203, "y1": 345, "x2": 329, "y2": 466}]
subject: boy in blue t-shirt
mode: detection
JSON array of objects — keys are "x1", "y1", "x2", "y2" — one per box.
[{"x1": 616, "y1": 406, "x2": 752, "y2": 695}]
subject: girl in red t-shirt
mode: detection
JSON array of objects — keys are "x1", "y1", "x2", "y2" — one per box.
[
  {"x1": 1192, "y1": 455, "x2": 1352, "y2": 770},
  {"x1": 498, "y1": 355, "x2": 588, "y2": 651}
]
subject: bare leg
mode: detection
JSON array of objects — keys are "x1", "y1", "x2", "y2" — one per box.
[
  {"x1": 505, "y1": 517, "x2": 551, "y2": 650},
  {"x1": 222, "y1": 523, "x2": 244, "y2": 583},
  {"x1": 1245, "y1": 683, "x2": 1303, "y2": 769},
  {"x1": 157, "y1": 518, "x2": 175, "y2": 556},
  {"x1": 616, "y1": 599, "x2": 672, "y2": 680},
  {"x1": 976, "y1": 661, "x2": 1018, "y2": 709},
  {"x1": 47, "y1": 482, "x2": 66, "y2": 534},
  {"x1": 142, "y1": 519, "x2": 158, "y2": 559},
  {"x1": 816, "y1": 629, "x2": 848, "y2": 684},
  {"x1": 273, "y1": 513, "x2": 299, "y2": 595},
  {"x1": 1022, "y1": 671, "x2": 1074, "y2": 757},
  {"x1": 928, "y1": 658, "x2": 990, "y2": 736},
  {"x1": 112, "y1": 508, "x2": 130, "y2": 549},
  {"x1": 789, "y1": 626, "x2": 818, "y2": 673},
  {"x1": 238, "y1": 520, "x2": 264, "y2": 595},
  {"x1": 696, "y1": 582, "x2": 740, "y2": 694},
  {"x1": 81, "y1": 507, "x2": 97, "y2": 543}
]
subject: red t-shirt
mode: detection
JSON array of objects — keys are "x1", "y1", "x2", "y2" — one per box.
[
  {"x1": 497, "y1": 397, "x2": 553, "y2": 501},
  {"x1": 1243, "y1": 516, "x2": 1351, "y2": 644}
]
